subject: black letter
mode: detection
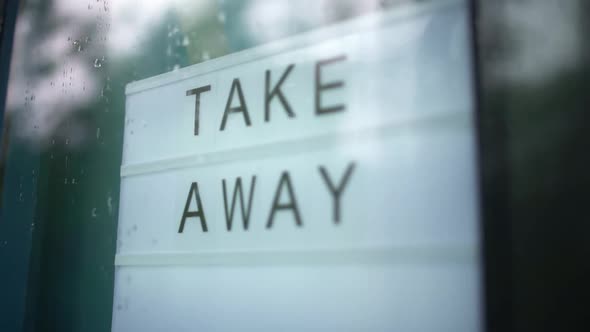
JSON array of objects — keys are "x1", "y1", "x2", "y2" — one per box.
[
  {"x1": 186, "y1": 85, "x2": 211, "y2": 135},
  {"x1": 220, "y1": 78, "x2": 251, "y2": 130},
  {"x1": 222, "y1": 176, "x2": 256, "y2": 231},
  {"x1": 319, "y1": 162, "x2": 356, "y2": 224},
  {"x1": 178, "y1": 182, "x2": 208, "y2": 233},
  {"x1": 315, "y1": 55, "x2": 347, "y2": 115},
  {"x1": 265, "y1": 64, "x2": 295, "y2": 121},
  {"x1": 266, "y1": 172, "x2": 302, "y2": 229}
]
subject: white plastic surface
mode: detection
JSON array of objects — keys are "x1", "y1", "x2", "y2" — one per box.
[{"x1": 113, "y1": 1, "x2": 482, "y2": 331}]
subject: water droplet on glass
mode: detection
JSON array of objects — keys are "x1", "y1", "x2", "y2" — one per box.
[
  {"x1": 91, "y1": 208, "x2": 98, "y2": 218},
  {"x1": 182, "y1": 36, "x2": 190, "y2": 46},
  {"x1": 107, "y1": 195, "x2": 113, "y2": 215},
  {"x1": 173, "y1": 64, "x2": 180, "y2": 71},
  {"x1": 167, "y1": 26, "x2": 179, "y2": 37},
  {"x1": 73, "y1": 40, "x2": 82, "y2": 52},
  {"x1": 96, "y1": 127, "x2": 101, "y2": 139},
  {"x1": 94, "y1": 58, "x2": 103, "y2": 68},
  {"x1": 202, "y1": 51, "x2": 210, "y2": 60},
  {"x1": 217, "y1": 12, "x2": 226, "y2": 23}
]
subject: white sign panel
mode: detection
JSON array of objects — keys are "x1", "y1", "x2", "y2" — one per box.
[{"x1": 113, "y1": 0, "x2": 481, "y2": 331}]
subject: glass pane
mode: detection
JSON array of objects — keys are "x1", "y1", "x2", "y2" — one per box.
[{"x1": 1, "y1": 0, "x2": 481, "y2": 331}]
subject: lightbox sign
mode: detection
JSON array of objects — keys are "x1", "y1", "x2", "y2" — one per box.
[{"x1": 113, "y1": 0, "x2": 482, "y2": 330}]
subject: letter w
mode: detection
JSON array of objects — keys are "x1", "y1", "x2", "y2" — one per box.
[{"x1": 222, "y1": 176, "x2": 257, "y2": 231}]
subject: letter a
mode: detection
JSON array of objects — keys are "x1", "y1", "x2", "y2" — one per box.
[
  {"x1": 178, "y1": 182, "x2": 208, "y2": 233},
  {"x1": 266, "y1": 172, "x2": 302, "y2": 229},
  {"x1": 220, "y1": 78, "x2": 251, "y2": 130}
]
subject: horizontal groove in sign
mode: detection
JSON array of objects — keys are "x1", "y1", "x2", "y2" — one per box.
[
  {"x1": 114, "y1": 246, "x2": 478, "y2": 267},
  {"x1": 121, "y1": 110, "x2": 472, "y2": 177}
]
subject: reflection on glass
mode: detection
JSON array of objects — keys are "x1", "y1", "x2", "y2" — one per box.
[{"x1": 1, "y1": 1, "x2": 486, "y2": 331}]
